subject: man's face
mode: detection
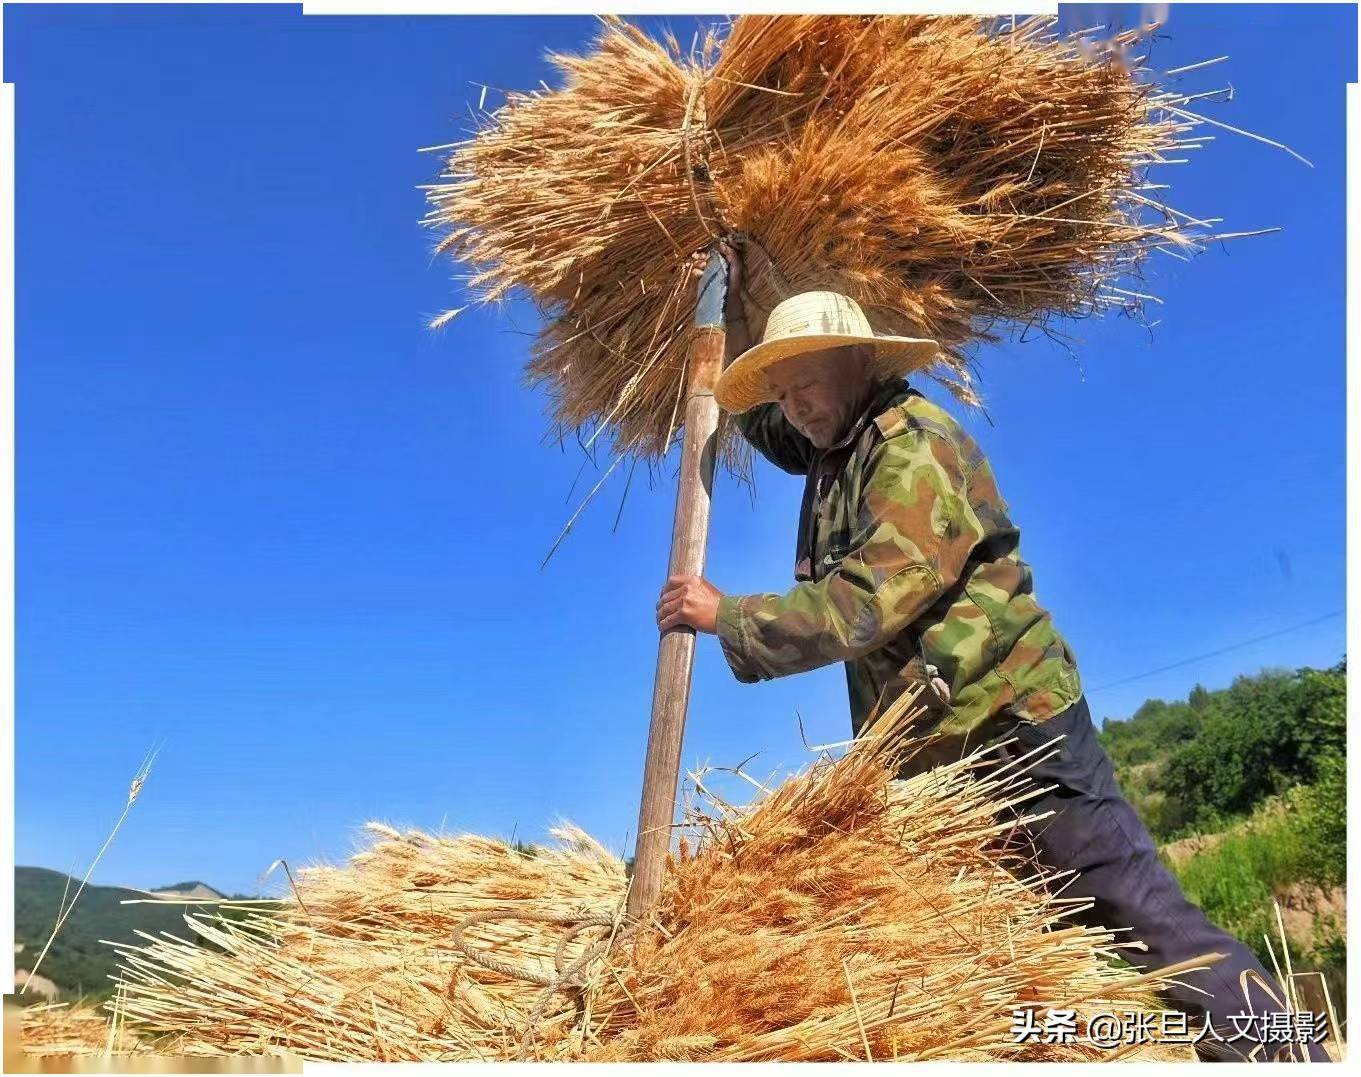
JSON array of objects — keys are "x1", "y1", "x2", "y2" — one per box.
[{"x1": 765, "y1": 346, "x2": 872, "y2": 449}]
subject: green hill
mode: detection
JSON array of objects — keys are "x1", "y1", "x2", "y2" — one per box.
[{"x1": 13, "y1": 867, "x2": 246, "y2": 1003}]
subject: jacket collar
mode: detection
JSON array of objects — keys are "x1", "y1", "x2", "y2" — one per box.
[{"x1": 795, "y1": 377, "x2": 912, "y2": 582}]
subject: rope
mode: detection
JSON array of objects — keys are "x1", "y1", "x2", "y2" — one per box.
[
  {"x1": 679, "y1": 78, "x2": 795, "y2": 327},
  {"x1": 681, "y1": 76, "x2": 722, "y2": 240},
  {"x1": 735, "y1": 230, "x2": 796, "y2": 305},
  {"x1": 450, "y1": 906, "x2": 639, "y2": 1060}
]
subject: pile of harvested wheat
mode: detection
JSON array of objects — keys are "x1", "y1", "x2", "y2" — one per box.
[
  {"x1": 36, "y1": 692, "x2": 1203, "y2": 1062},
  {"x1": 17, "y1": 1000, "x2": 145, "y2": 1057},
  {"x1": 424, "y1": 14, "x2": 1255, "y2": 471}
]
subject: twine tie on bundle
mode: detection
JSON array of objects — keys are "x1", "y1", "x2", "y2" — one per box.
[
  {"x1": 680, "y1": 76, "x2": 722, "y2": 240},
  {"x1": 451, "y1": 905, "x2": 639, "y2": 1059}
]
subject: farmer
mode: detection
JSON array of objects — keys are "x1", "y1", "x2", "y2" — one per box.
[{"x1": 654, "y1": 238, "x2": 1331, "y2": 1064}]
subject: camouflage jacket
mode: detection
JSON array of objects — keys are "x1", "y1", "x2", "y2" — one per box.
[{"x1": 715, "y1": 378, "x2": 1082, "y2": 774}]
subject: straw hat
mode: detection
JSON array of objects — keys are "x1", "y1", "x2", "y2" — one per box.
[{"x1": 714, "y1": 291, "x2": 940, "y2": 413}]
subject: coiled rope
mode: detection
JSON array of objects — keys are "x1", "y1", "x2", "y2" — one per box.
[{"x1": 451, "y1": 906, "x2": 639, "y2": 1059}]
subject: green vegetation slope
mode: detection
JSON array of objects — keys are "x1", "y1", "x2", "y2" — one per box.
[
  {"x1": 1098, "y1": 659, "x2": 1347, "y2": 1021},
  {"x1": 13, "y1": 868, "x2": 255, "y2": 1004}
]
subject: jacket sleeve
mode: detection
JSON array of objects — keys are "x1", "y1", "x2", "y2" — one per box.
[
  {"x1": 734, "y1": 403, "x2": 815, "y2": 476},
  {"x1": 714, "y1": 431, "x2": 982, "y2": 681}
]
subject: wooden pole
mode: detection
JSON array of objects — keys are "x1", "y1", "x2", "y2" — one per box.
[{"x1": 627, "y1": 250, "x2": 728, "y2": 920}]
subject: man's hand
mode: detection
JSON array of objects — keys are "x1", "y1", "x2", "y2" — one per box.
[
  {"x1": 688, "y1": 239, "x2": 742, "y2": 308},
  {"x1": 656, "y1": 573, "x2": 723, "y2": 634},
  {"x1": 687, "y1": 235, "x2": 770, "y2": 323}
]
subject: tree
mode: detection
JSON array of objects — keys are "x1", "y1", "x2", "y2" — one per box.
[{"x1": 1157, "y1": 664, "x2": 1346, "y2": 833}]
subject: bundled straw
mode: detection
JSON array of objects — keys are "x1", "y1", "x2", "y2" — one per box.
[
  {"x1": 18, "y1": 1001, "x2": 145, "y2": 1057},
  {"x1": 424, "y1": 14, "x2": 1262, "y2": 471},
  {"x1": 93, "y1": 691, "x2": 1204, "y2": 1062}
]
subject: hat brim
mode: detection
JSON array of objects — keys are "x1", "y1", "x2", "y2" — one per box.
[{"x1": 714, "y1": 332, "x2": 941, "y2": 414}]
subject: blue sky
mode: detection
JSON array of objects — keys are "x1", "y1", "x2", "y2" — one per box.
[{"x1": 6, "y1": 4, "x2": 1352, "y2": 897}]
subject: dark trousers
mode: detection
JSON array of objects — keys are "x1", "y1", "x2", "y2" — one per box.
[{"x1": 980, "y1": 695, "x2": 1334, "y2": 1062}]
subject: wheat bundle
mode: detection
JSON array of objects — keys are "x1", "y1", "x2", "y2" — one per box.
[
  {"x1": 90, "y1": 694, "x2": 1202, "y2": 1062},
  {"x1": 18, "y1": 1001, "x2": 145, "y2": 1057},
  {"x1": 424, "y1": 13, "x2": 1250, "y2": 471}
]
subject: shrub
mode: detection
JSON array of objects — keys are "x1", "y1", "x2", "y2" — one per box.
[
  {"x1": 1156, "y1": 662, "x2": 1346, "y2": 832},
  {"x1": 1287, "y1": 754, "x2": 1346, "y2": 890}
]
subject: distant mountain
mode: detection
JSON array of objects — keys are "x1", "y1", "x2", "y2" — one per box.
[
  {"x1": 150, "y1": 880, "x2": 227, "y2": 901},
  {"x1": 13, "y1": 867, "x2": 239, "y2": 1001}
]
